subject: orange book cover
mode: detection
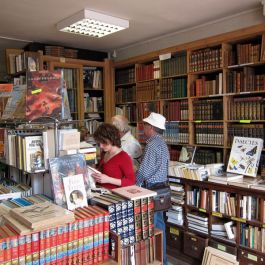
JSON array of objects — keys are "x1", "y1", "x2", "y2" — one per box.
[{"x1": 26, "y1": 70, "x2": 63, "y2": 120}]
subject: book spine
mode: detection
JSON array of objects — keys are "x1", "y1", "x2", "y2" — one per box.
[
  {"x1": 127, "y1": 200, "x2": 135, "y2": 245},
  {"x1": 25, "y1": 234, "x2": 32, "y2": 265},
  {"x1": 39, "y1": 231, "x2": 45, "y2": 265},
  {"x1": 31, "y1": 232, "x2": 39, "y2": 265},
  {"x1": 67, "y1": 222, "x2": 74, "y2": 265},
  {"x1": 61, "y1": 224, "x2": 69, "y2": 265},
  {"x1": 134, "y1": 199, "x2": 142, "y2": 242},
  {"x1": 44, "y1": 229, "x2": 51, "y2": 265},
  {"x1": 147, "y1": 196, "x2": 155, "y2": 237},
  {"x1": 77, "y1": 218, "x2": 84, "y2": 265},
  {"x1": 10, "y1": 234, "x2": 19, "y2": 265},
  {"x1": 141, "y1": 197, "x2": 149, "y2": 240},
  {"x1": 49, "y1": 228, "x2": 57, "y2": 264},
  {"x1": 18, "y1": 235, "x2": 26, "y2": 265}
]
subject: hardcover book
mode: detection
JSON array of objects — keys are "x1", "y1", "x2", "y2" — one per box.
[
  {"x1": 63, "y1": 174, "x2": 88, "y2": 210},
  {"x1": 26, "y1": 70, "x2": 63, "y2": 120},
  {"x1": 227, "y1": 137, "x2": 263, "y2": 177},
  {"x1": 49, "y1": 154, "x2": 89, "y2": 208}
]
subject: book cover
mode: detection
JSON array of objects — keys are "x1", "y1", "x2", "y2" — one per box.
[
  {"x1": 227, "y1": 137, "x2": 263, "y2": 177},
  {"x1": 63, "y1": 174, "x2": 88, "y2": 210},
  {"x1": 112, "y1": 185, "x2": 157, "y2": 200},
  {"x1": 9, "y1": 201, "x2": 75, "y2": 229},
  {"x1": 26, "y1": 70, "x2": 63, "y2": 120},
  {"x1": 24, "y1": 135, "x2": 45, "y2": 173},
  {"x1": 1, "y1": 85, "x2": 26, "y2": 120},
  {"x1": 49, "y1": 154, "x2": 89, "y2": 208},
  {"x1": 179, "y1": 145, "x2": 196, "y2": 163}
]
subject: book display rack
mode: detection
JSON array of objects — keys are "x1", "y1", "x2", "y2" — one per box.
[{"x1": 114, "y1": 23, "x2": 265, "y2": 265}]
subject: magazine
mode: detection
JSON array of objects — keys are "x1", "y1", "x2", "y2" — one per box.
[{"x1": 227, "y1": 136, "x2": 263, "y2": 177}]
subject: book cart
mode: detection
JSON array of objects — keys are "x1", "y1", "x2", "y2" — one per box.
[{"x1": 113, "y1": 22, "x2": 265, "y2": 264}]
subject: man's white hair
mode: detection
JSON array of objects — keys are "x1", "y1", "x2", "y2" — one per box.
[{"x1": 111, "y1": 115, "x2": 130, "y2": 133}]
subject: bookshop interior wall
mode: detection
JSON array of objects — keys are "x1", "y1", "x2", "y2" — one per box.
[{"x1": 2, "y1": 20, "x2": 265, "y2": 265}]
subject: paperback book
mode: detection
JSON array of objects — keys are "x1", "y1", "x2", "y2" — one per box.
[
  {"x1": 227, "y1": 137, "x2": 263, "y2": 177},
  {"x1": 179, "y1": 145, "x2": 196, "y2": 164},
  {"x1": 26, "y1": 70, "x2": 63, "y2": 120},
  {"x1": 49, "y1": 154, "x2": 89, "y2": 208}
]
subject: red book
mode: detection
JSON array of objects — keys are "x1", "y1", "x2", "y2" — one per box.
[
  {"x1": 49, "y1": 227, "x2": 57, "y2": 264},
  {"x1": 2, "y1": 225, "x2": 18, "y2": 264},
  {"x1": 31, "y1": 232, "x2": 39, "y2": 265},
  {"x1": 44, "y1": 229, "x2": 51, "y2": 265},
  {"x1": 67, "y1": 222, "x2": 75, "y2": 265},
  {"x1": 25, "y1": 233, "x2": 32, "y2": 265},
  {"x1": 76, "y1": 208, "x2": 94, "y2": 265},
  {"x1": 92, "y1": 205, "x2": 110, "y2": 261},
  {"x1": 85, "y1": 206, "x2": 104, "y2": 263},
  {"x1": 73, "y1": 212, "x2": 84, "y2": 265},
  {"x1": 61, "y1": 224, "x2": 69, "y2": 265},
  {"x1": 78, "y1": 207, "x2": 97, "y2": 265},
  {"x1": 0, "y1": 227, "x2": 11, "y2": 264},
  {"x1": 39, "y1": 230, "x2": 46, "y2": 265}
]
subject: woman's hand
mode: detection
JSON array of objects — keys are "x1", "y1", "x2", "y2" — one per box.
[{"x1": 91, "y1": 173, "x2": 111, "y2": 184}]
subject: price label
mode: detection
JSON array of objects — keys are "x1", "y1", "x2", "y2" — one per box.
[
  {"x1": 240, "y1": 120, "x2": 251, "y2": 123},
  {"x1": 217, "y1": 244, "x2": 226, "y2": 251},
  {"x1": 212, "y1": 212, "x2": 222, "y2": 218},
  {"x1": 170, "y1": 227, "x2": 179, "y2": 236},
  {"x1": 247, "y1": 254, "x2": 257, "y2": 261},
  {"x1": 231, "y1": 216, "x2": 246, "y2": 223},
  {"x1": 262, "y1": 224, "x2": 265, "y2": 228},
  {"x1": 199, "y1": 208, "x2": 206, "y2": 213},
  {"x1": 31, "y1": 88, "x2": 42, "y2": 94},
  {"x1": 60, "y1": 57, "x2": 66, "y2": 63},
  {"x1": 194, "y1": 120, "x2": 202, "y2": 123}
]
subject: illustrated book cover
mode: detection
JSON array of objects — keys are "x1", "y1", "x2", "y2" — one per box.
[
  {"x1": 179, "y1": 145, "x2": 196, "y2": 164},
  {"x1": 63, "y1": 174, "x2": 88, "y2": 210},
  {"x1": 227, "y1": 136, "x2": 263, "y2": 177},
  {"x1": 49, "y1": 154, "x2": 89, "y2": 208},
  {"x1": 24, "y1": 135, "x2": 45, "y2": 172},
  {"x1": 26, "y1": 70, "x2": 63, "y2": 120},
  {"x1": 112, "y1": 185, "x2": 157, "y2": 200}
]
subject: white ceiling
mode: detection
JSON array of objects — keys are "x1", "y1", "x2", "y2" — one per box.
[{"x1": 0, "y1": 0, "x2": 262, "y2": 53}]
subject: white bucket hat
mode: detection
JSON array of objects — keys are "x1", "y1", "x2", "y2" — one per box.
[{"x1": 143, "y1": 112, "x2": 166, "y2": 130}]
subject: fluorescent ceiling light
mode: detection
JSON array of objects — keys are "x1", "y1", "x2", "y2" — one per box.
[{"x1": 57, "y1": 9, "x2": 129, "y2": 38}]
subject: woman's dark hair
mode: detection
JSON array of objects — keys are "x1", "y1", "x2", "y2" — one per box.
[{"x1": 93, "y1": 123, "x2": 121, "y2": 147}]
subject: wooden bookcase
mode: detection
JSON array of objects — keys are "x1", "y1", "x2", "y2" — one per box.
[
  {"x1": 5, "y1": 51, "x2": 114, "y2": 126},
  {"x1": 113, "y1": 22, "x2": 265, "y2": 264},
  {"x1": 166, "y1": 177, "x2": 265, "y2": 264}
]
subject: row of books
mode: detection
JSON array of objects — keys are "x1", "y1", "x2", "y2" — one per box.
[
  {"x1": 160, "y1": 77, "x2": 187, "y2": 99},
  {"x1": 163, "y1": 100, "x2": 188, "y2": 121},
  {"x1": 227, "y1": 67, "x2": 265, "y2": 93},
  {"x1": 240, "y1": 224, "x2": 265, "y2": 253},
  {"x1": 160, "y1": 53, "x2": 187, "y2": 77},
  {"x1": 190, "y1": 73, "x2": 223, "y2": 97},
  {"x1": 115, "y1": 105, "x2": 137, "y2": 122},
  {"x1": 91, "y1": 191, "x2": 155, "y2": 247},
  {"x1": 229, "y1": 96, "x2": 264, "y2": 120},
  {"x1": 194, "y1": 149, "x2": 223, "y2": 165},
  {"x1": 193, "y1": 99, "x2": 223, "y2": 120},
  {"x1": 187, "y1": 188, "x2": 208, "y2": 210},
  {"x1": 137, "y1": 101, "x2": 160, "y2": 121},
  {"x1": 227, "y1": 124, "x2": 264, "y2": 147},
  {"x1": 189, "y1": 47, "x2": 222, "y2": 73},
  {"x1": 120, "y1": 235, "x2": 157, "y2": 265},
  {"x1": 173, "y1": 163, "x2": 208, "y2": 181},
  {"x1": 115, "y1": 85, "x2": 136, "y2": 103},
  {"x1": 115, "y1": 67, "x2": 135, "y2": 85},
  {"x1": 233, "y1": 42, "x2": 261, "y2": 65},
  {"x1": 194, "y1": 123, "x2": 224, "y2": 146},
  {"x1": 83, "y1": 68, "x2": 103, "y2": 90},
  {"x1": 136, "y1": 80, "x2": 159, "y2": 101},
  {"x1": 83, "y1": 94, "x2": 103, "y2": 113},
  {"x1": 164, "y1": 121, "x2": 181, "y2": 144}
]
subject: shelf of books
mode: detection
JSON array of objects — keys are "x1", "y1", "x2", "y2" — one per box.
[{"x1": 114, "y1": 24, "x2": 265, "y2": 264}]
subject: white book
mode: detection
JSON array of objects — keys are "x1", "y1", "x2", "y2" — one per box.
[
  {"x1": 224, "y1": 221, "x2": 235, "y2": 239},
  {"x1": 63, "y1": 174, "x2": 88, "y2": 210},
  {"x1": 227, "y1": 137, "x2": 263, "y2": 177}
]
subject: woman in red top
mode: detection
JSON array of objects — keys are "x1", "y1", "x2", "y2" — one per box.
[{"x1": 92, "y1": 123, "x2": 136, "y2": 189}]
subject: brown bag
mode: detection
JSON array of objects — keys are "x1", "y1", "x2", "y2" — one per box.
[{"x1": 148, "y1": 182, "x2": 171, "y2": 212}]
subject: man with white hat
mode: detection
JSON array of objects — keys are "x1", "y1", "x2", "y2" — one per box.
[{"x1": 136, "y1": 112, "x2": 169, "y2": 265}]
